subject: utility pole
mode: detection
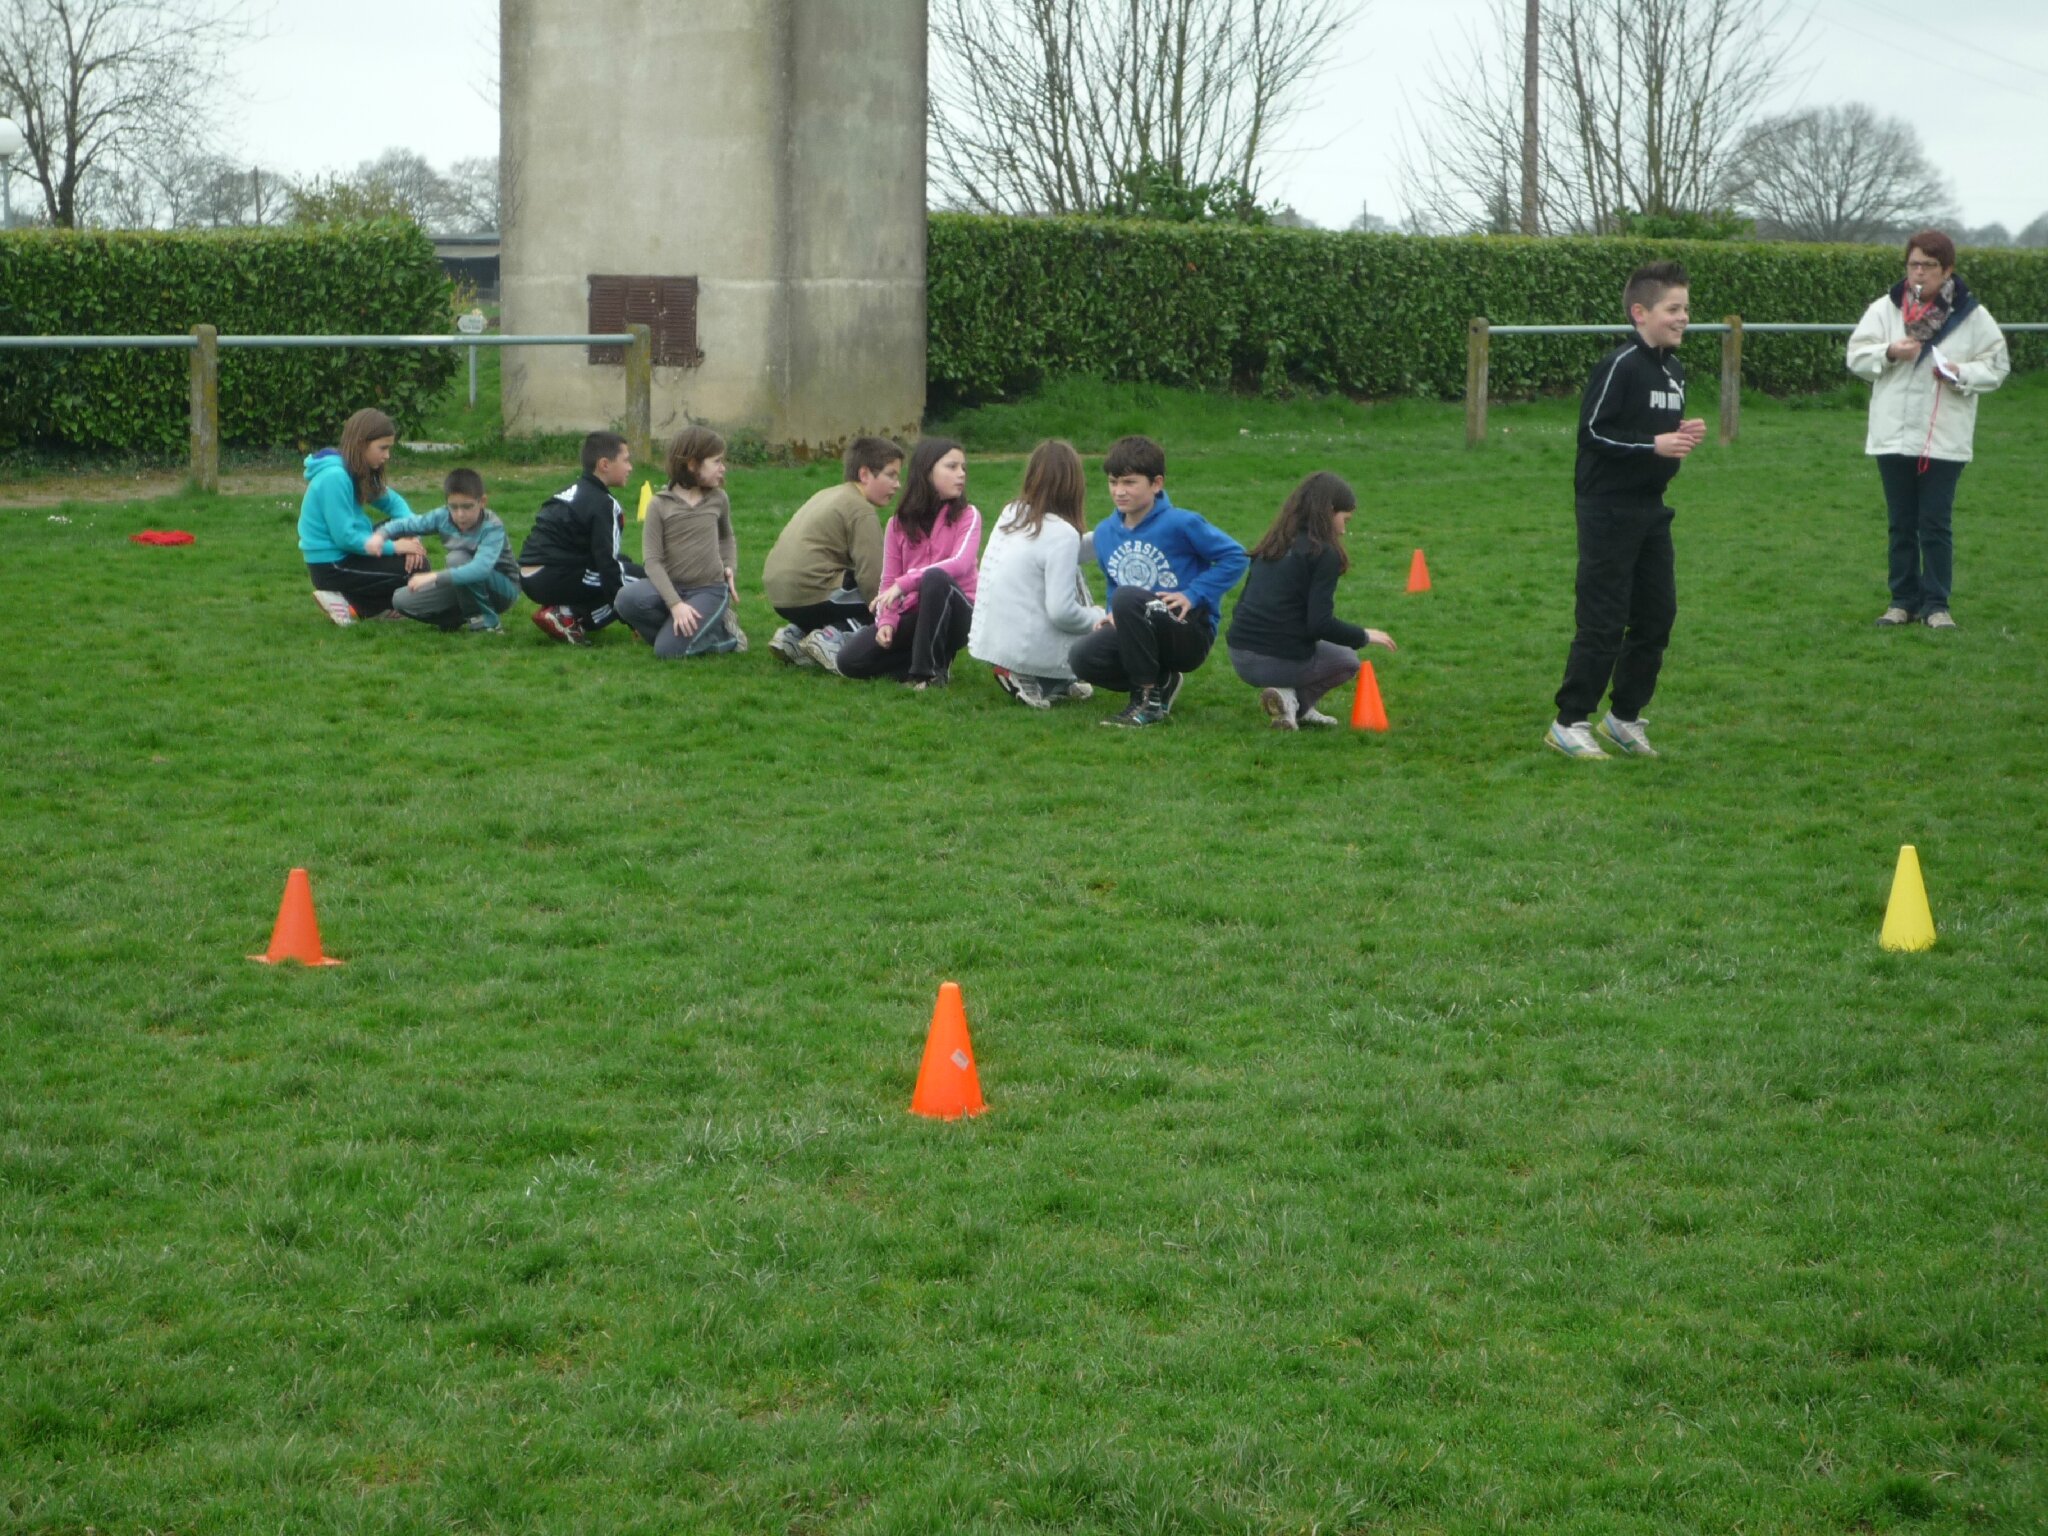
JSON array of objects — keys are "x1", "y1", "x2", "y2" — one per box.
[{"x1": 1520, "y1": 0, "x2": 1540, "y2": 235}]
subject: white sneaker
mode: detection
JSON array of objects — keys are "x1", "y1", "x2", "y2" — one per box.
[
  {"x1": 1060, "y1": 681, "x2": 1094, "y2": 702},
  {"x1": 1259, "y1": 686, "x2": 1299, "y2": 730},
  {"x1": 798, "y1": 624, "x2": 848, "y2": 674},
  {"x1": 1544, "y1": 720, "x2": 1609, "y2": 759},
  {"x1": 312, "y1": 589, "x2": 356, "y2": 626},
  {"x1": 1298, "y1": 706, "x2": 1339, "y2": 728},
  {"x1": 1598, "y1": 713, "x2": 1658, "y2": 757}
]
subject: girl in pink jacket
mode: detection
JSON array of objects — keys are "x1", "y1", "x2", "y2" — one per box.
[{"x1": 834, "y1": 437, "x2": 982, "y2": 688}]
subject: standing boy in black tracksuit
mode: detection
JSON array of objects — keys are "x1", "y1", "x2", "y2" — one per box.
[
  {"x1": 1545, "y1": 261, "x2": 1709, "y2": 760},
  {"x1": 519, "y1": 430, "x2": 646, "y2": 645}
]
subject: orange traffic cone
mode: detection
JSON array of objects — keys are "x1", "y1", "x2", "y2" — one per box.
[
  {"x1": 910, "y1": 981, "x2": 986, "y2": 1119},
  {"x1": 1406, "y1": 548, "x2": 1432, "y2": 593},
  {"x1": 1350, "y1": 660, "x2": 1389, "y2": 732},
  {"x1": 249, "y1": 867, "x2": 344, "y2": 966}
]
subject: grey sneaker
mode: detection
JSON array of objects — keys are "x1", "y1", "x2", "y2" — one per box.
[
  {"x1": 724, "y1": 608, "x2": 749, "y2": 652},
  {"x1": 1298, "y1": 705, "x2": 1340, "y2": 728},
  {"x1": 1010, "y1": 676, "x2": 1053, "y2": 710},
  {"x1": 1259, "y1": 686, "x2": 1299, "y2": 730},
  {"x1": 1923, "y1": 609, "x2": 1958, "y2": 631},
  {"x1": 768, "y1": 623, "x2": 811, "y2": 665},
  {"x1": 798, "y1": 624, "x2": 848, "y2": 673},
  {"x1": 1544, "y1": 719, "x2": 1609, "y2": 759},
  {"x1": 1598, "y1": 712, "x2": 1658, "y2": 757},
  {"x1": 1875, "y1": 606, "x2": 1914, "y2": 627},
  {"x1": 461, "y1": 614, "x2": 505, "y2": 635}
]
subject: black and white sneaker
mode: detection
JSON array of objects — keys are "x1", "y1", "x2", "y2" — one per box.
[
  {"x1": 1101, "y1": 686, "x2": 1168, "y2": 728},
  {"x1": 1158, "y1": 670, "x2": 1185, "y2": 713}
]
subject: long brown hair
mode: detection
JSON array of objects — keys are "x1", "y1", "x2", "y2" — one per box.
[
  {"x1": 339, "y1": 408, "x2": 397, "y2": 505},
  {"x1": 895, "y1": 436, "x2": 966, "y2": 540},
  {"x1": 666, "y1": 426, "x2": 726, "y2": 490},
  {"x1": 1000, "y1": 439, "x2": 1086, "y2": 538},
  {"x1": 1248, "y1": 471, "x2": 1357, "y2": 572}
]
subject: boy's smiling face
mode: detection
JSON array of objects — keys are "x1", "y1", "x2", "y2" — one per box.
[
  {"x1": 446, "y1": 492, "x2": 484, "y2": 532},
  {"x1": 1108, "y1": 472, "x2": 1162, "y2": 520},
  {"x1": 1632, "y1": 286, "x2": 1690, "y2": 349}
]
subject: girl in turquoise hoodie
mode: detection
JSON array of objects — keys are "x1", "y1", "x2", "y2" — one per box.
[{"x1": 297, "y1": 408, "x2": 425, "y2": 624}]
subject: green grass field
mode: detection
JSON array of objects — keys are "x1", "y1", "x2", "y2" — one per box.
[{"x1": 4, "y1": 375, "x2": 2044, "y2": 1534}]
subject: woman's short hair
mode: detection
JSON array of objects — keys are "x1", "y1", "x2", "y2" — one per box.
[{"x1": 1904, "y1": 229, "x2": 1956, "y2": 270}]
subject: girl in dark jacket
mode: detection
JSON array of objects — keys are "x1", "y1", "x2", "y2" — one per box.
[{"x1": 1224, "y1": 471, "x2": 1396, "y2": 729}]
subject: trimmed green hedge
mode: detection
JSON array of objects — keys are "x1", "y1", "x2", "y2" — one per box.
[
  {"x1": 928, "y1": 216, "x2": 2048, "y2": 409},
  {"x1": 0, "y1": 222, "x2": 456, "y2": 453}
]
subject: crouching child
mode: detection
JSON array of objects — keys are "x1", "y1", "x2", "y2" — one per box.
[{"x1": 368, "y1": 468, "x2": 521, "y2": 632}]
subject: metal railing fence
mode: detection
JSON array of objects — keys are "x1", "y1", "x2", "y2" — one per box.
[
  {"x1": 1465, "y1": 317, "x2": 2048, "y2": 445},
  {"x1": 0, "y1": 325, "x2": 653, "y2": 490}
]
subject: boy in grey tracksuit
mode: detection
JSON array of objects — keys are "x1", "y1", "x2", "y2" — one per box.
[{"x1": 369, "y1": 468, "x2": 522, "y2": 632}]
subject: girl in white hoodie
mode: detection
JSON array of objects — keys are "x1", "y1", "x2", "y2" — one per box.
[
  {"x1": 1845, "y1": 228, "x2": 2010, "y2": 631},
  {"x1": 968, "y1": 440, "x2": 1105, "y2": 708}
]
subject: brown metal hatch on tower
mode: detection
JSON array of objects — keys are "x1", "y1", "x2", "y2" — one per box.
[{"x1": 586, "y1": 275, "x2": 704, "y2": 366}]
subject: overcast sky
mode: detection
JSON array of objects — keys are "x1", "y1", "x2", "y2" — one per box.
[{"x1": 226, "y1": 0, "x2": 2047, "y2": 234}]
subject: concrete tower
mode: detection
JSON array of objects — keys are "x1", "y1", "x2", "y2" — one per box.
[{"x1": 500, "y1": 0, "x2": 927, "y2": 452}]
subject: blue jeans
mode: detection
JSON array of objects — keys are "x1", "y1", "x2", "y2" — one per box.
[{"x1": 1875, "y1": 454, "x2": 1964, "y2": 615}]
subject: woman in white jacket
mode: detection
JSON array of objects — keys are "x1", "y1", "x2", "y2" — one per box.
[
  {"x1": 967, "y1": 439, "x2": 1106, "y2": 708},
  {"x1": 1845, "y1": 228, "x2": 2010, "y2": 630}
]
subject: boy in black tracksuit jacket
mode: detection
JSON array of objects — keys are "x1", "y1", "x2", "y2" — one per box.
[
  {"x1": 1546, "y1": 260, "x2": 1708, "y2": 760},
  {"x1": 518, "y1": 431, "x2": 645, "y2": 643}
]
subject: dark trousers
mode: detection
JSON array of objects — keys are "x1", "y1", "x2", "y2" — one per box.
[
  {"x1": 519, "y1": 561, "x2": 645, "y2": 632},
  {"x1": 773, "y1": 597, "x2": 874, "y2": 634},
  {"x1": 837, "y1": 569, "x2": 972, "y2": 681},
  {"x1": 1875, "y1": 454, "x2": 1963, "y2": 615},
  {"x1": 306, "y1": 556, "x2": 412, "y2": 617},
  {"x1": 1069, "y1": 584, "x2": 1214, "y2": 692},
  {"x1": 1554, "y1": 500, "x2": 1675, "y2": 725}
]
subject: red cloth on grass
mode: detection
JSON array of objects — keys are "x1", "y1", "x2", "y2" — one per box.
[{"x1": 130, "y1": 530, "x2": 195, "y2": 545}]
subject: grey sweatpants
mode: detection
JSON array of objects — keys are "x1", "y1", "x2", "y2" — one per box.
[
  {"x1": 615, "y1": 579, "x2": 741, "y2": 659},
  {"x1": 1226, "y1": 642, "x2": 1359, "y2": 712},
  {"x1": 392, "y1": 571, "x2": 520, "y2": 630}
]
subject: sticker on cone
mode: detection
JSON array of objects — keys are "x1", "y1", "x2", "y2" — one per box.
[
  {"x1": 250, "y1": 867, "x2": 343, "y2": 965},
  {"x1": 1879, "y1": 844, "x2": 1935, "y2": 952},
  {"x1": 1350, "y1": 659, "x2": 1389, "y2": 732},
  {"x1": 911, "y1": 981, "x2": 986, "y2": 1119},
  {"x1": 1406, "y1": 548, "x2": 1431, "y2": 593}
]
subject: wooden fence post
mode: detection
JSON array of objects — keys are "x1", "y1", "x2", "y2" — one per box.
[
  {"x1": 1719, "y1": 316, "x2": 1743, "y2": 444},
  {"x1": 1465, "y1": 318, "x2": 1490, "y2": 447},
  {"x1": 624, "y1": 323, "x2": 652, "y2": 464},
  {"x1": 188, "y1": 324, "x2": 219, "y2": 493}
]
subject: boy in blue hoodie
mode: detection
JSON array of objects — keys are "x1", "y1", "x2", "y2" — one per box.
[
  {"x1": 297, "y1": 407, "x2": 423, "y2": 624},
  {"x1": 366, "y1": 468, "x2": 522, "y2": 633},
  {"x1": 1069, "y1": 435, "x2": 1248, "y2": 728}
]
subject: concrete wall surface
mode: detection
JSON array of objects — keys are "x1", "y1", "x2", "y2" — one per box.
[{"x1": 500, "y1": 0, "x2": 926, "y2": 452}]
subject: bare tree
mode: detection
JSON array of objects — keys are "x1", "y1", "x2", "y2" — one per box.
[
  {"x1": 0, "y1": 0, "x2": 245, "y2": 228},
  {"x1": 441, "y1": 155, "x2": 500, "y2": 233},
  {"x1": 927, "y1": 0, "x2": 1356, "y2": 216},
  {"x1": 1717, "y1": 104, "x2": 1951, "y2": 243},
  {"x1": 1403, "y1": 0, "x2": 1801, "y2": 235},
  {"x1": 2017, "y1": 212, "x2": 2048, "y2": 249}
]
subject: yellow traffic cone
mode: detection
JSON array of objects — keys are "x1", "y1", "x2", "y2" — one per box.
[
  {"x1": 636, "y1": 481, "x2": 654, "y2": 522},
  {"x1": 1879, "y1": 844, "x2": 1935, "y2": 952}
]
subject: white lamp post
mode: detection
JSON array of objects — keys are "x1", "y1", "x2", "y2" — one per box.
[{"x1": 0, "y1": 117, "x2": 23, "y2": 229}]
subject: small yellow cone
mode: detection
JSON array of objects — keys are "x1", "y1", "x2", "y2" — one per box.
[
  {"x1": 636, "y1": 480, "x2": 654, "y2": 522},
  {"x1": 1879, "y1": 844, "x2": 1936, "y2": 952}
]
